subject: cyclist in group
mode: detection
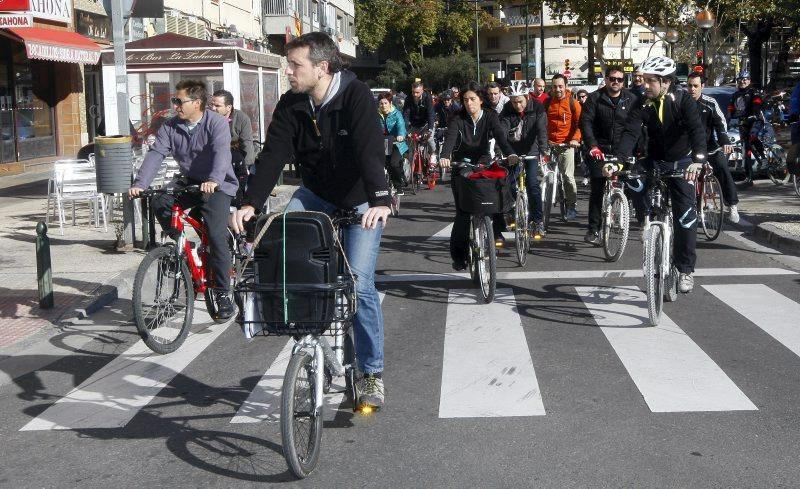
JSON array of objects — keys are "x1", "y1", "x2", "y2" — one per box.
[
  {"x1": 545, "y1": 74, "x2": 582, "y2": 220},
  {"x1": 486, "y1": 81, "x2": 509, "y2": 114},
  {"x1": 500, "y1": 87, "x2": 548, "y2": 238},
  {"x1": 438, "y1": 81, "x2": 519, "y2": 270},
  {"x1": 230, "y1": 32, "x2": 391, "y2": 410},
  {"x1": 580, "y1": 65, "x2": 645, "y2": 246},
  {"x1": 129, "y1": 79, "x2": 239, "y2": 319},
  {"x1": 377, "y1": 91, "x2": 409, "y2": 193},
  {"x1": 403, "y1": 80, "x2": 438, "y2": 169},
  {"x1": 686, "y1": 72, "x2": 740, "y2": 223},
  {"x1": 616, "y1": 55, "x2": 707, "y2": 293},
  {"x1": 435, "y1": 90, "x2": 461, "y2": 128},
  {"x1": 630, "y1": 68, "x2": 646, "y2": 98},
  {"x1": 529, "y1": 78, "x2": 549, "y2": 105},
  {"x1": 728, "y1": 70, "x2": 764, "y2": 187}
]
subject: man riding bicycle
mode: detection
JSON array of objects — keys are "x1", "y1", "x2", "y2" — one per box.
[
  {"x1": 129, "y1": 79, "x2": 238, "y2": 320},
  {"x1": 230, "y1": 32, "x2": 391, "y2": 411},
  {"x1": 728, "y1": 70, "x2": 764, "y2": 187},
  {"x1": 616, "y1": 56, "x2": 707, "y2": 294},
  {"x1": 403, "y1": 81, "x2": 437, "y2": 169},
  {"x1": 545, "y1": 74, "x2": 582, "y2": 221},
  {"x1": 581, "y1": 65, "x2": 645, "y2": 246}
]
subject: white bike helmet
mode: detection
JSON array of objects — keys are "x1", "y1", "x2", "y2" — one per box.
[{"x1": 639, "y1": 56, "x2": 677, "y2": 77}]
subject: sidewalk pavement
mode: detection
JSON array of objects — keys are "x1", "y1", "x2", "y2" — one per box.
[
  {"x1": 0, "y1": 164, "x2": 797, "y2": 353},
  {"x1": 0, "y1": 165, "x2": 298, "y2": 352}
]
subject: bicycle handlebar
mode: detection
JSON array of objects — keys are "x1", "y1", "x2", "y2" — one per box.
[{"x1": 134, "y1": 184, "x2": 206, "y2": 198}]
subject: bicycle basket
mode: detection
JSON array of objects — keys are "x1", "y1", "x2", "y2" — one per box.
[
  {"x1": 233, "y1": 211, "x2": 356, "y2": 336},
  {"x1": 454, "y1": 165, "x2": 513, "y2": 214}
]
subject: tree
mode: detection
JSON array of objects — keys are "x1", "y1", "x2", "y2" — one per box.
[{"x1": 375, "y1": 53, "x2": 487, "y2": 93}]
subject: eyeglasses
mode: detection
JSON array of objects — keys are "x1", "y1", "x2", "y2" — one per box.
[
  {"x1": 607, "y1": 76, "x2": 624, "y2": 83},
  {"x1": 578, "y1": 95, "x2": 587, "y2": 99},
  {"x1": 171, "y1": 97, "x2": 196, "y2": 106}
]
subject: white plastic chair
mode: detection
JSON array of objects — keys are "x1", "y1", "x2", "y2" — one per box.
[{"x1": 47, "y1": 159, "x2": 107, "y2": 235}]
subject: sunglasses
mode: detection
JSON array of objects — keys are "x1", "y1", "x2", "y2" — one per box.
[
  {"x1": 171, "y1": 97, "x2": 196, "y2": 106},
  {"x1": 607, "y1": 76, "x2": 624, "y2": 83}
]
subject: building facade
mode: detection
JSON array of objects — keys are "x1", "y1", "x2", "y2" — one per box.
[{"x1": 262, "y1": 0, "x2": 356, "y2": 58}]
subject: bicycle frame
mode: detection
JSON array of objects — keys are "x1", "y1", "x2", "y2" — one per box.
[
  {"x1": 643, "y1": 178, "x2": 674, "y2": 280},
  {"x1": 168, "y1": 204, "x2": 212, "y2": 295}
]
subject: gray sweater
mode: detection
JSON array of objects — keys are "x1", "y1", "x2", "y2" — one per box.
[{"x1": 134, "y1": 109, "x2": 237, "y2": 197}]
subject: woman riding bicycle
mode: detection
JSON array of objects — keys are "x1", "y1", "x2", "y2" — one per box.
[
  {"x1": 439, "y1": 81, "x2": 518, "y2": 271},
  {"x1": 377, "y1": 91, "x2": 409, "y2": 193}
]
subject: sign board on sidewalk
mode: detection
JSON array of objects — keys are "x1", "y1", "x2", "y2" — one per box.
[
  {"x1": 0, "y1": 0, "x2": 30, "y2": 11},
  {"x1": 0, "y1": 13, "x2": 32, "y2": 27},
  {"x1": 30, "y1": 0, "x2": 72, "y2": 24}
]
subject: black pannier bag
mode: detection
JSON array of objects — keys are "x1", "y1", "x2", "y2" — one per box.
[
  {"x1": 454, "y1": 169, "x2": 513, "y2": 215},
  {"x1": 239, "y1": 211, "x2": 341, "y2": 336}
]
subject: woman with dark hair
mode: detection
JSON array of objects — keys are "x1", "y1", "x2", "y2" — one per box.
[
  {"x1": 439, "y1": 81, "x2": 518, "y2": 270},
  {"x1": 377, "y1": 91, "x2": 409, "y2": 192}
]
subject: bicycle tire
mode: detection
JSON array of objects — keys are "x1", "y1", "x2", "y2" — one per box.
[
  {"x1": 794, "y1": 174, "x2": 800, "y2": 198},
  {"x1": 643, "y1": 226, "x2": 664, "y2": 326},
  {"x1": 475, "y1": 215, "x2": 496, "y2": 303},
  {"x1": 343, "y1": 328, "x2": 359, "y2": 411},
  {"x1": 766, "y1": 145, "x2": 790, "y2": 185},
  {"x1": 514, "y1": 193, "x2": 529, "y2": 266},
  {"x1": 281, "y1": 351, "x2": 323, "y2": 479},
  {"x1": 557, "y1": 177, "x2": 567, "y2": 222},
  {"x1": 391, "y1": 191, "x2": 401, "y2": 216},
  {"x1": 700, "y1": 174, "x2": 724, "y2": 241},
  {"x1": 132, "y1": 245, "x2": 194, "y2": 354},
  {"x1": 664, "y1": 264, "x2": 678, "y2": 302},
  {"x1": 542, "y1": 178, "x2": 554, "y2": 231},
  {"x1": 603, "y1": 192, "x2": 630, "y2": 262}
]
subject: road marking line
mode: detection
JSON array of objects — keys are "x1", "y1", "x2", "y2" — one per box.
[
  {"x1": 19, "y1": 321, "x2": 229, "y2": 431},
  {"x1": 231, "y1": 293, "x2": 385, "y2": 423},
  {"x1": 576, "y1": 286, "x2": 757, "y2": 413},
  {"x1": 703, "y1": 284, "x2": 800, "y2": 358},
  {"x1": 376, "y1": 268, "x2": 796, "y2": 283},
  {"x1": 428, "y1": 223, "x2": 453, "y2": 241},
  {"x1": 439, "y1": 288, "x2": 545, "y2": 418}
]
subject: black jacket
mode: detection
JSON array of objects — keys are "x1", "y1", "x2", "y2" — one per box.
[
  {"x1": 499, "y1": 99, "x2": 548, "y2": 157},
  {"x1": 617, "y1": 89, "x2": 707, "y2": 163},
  {"x1": 696, "y1": 94, "x2": 730, "y2": 152},
  {"x1": 404, "y1": 91, "x2": 436, "y2": 129},
  {"x1": 230, "y1": 108, "x2": 255, "y2": 168},
  {"x1": 440, "y1": 109, "x2": 516, "y2": 162},
  {"x1": 728, "y1": 86, "x2": 763, "y2": 120},
  {"x1": 244, "y1": 70, "x2": 389, "y2": 209},
  {"x1": 580, "y1": 88, "x2": 640, "y2": 155}
]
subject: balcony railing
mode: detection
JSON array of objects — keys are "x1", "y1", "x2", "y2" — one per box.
[
  {"x1": 263, "y1": 0, "x2": 289, "y2": 15},
  {"x1": 498, "y1": 6, "x2": 540, "y2": 26}
]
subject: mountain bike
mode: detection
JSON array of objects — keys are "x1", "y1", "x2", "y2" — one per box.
[
  {"x1": 409, "y1": 129, "x2": 438, "y2": 192},
  {"x1": 234, "y1": 209, "x2": 361, "y2": 479},
  {"x1": 541, "y1": 143, "x2": 568, "y2": 231},
  {"x1": 600, "y1": 156, "x2": 631, "y2": 262},
  {"x1": 453, "y1": 157, "x2": 514, "y2": 303},
  {"x1": 131, "y1": 185, "x2": 247, "y2": 354},
  {"x1": 640, "y1": 167, "x2": 684, "y2": 326},
  {"x1": 695, "y1": 159, "x2": 724, "y2": 241},
  {"x1": 510, "y1": 155, "x2": 538, "y2": 266}
]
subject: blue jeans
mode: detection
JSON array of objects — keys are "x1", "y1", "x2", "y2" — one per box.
[
  {"x1": 285, "y1": 187, "x2": 385, "y2": 374},
  {"x1": 523, "y1": 157, "x2": 543, "y2": 223}
]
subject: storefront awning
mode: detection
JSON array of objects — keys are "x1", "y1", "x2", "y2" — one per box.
[{"x1": 6, "y1": 27, "x2": 101, "y2": 64}]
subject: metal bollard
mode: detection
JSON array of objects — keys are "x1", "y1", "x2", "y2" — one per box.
[{"x1": 35, "y1": 221, "x2": 54, "y2": 309}]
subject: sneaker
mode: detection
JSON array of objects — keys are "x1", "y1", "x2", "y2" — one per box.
[
  {"x1": 533, "y1": 221, "x2": 545, "y2": 239},
  {"x1": 678, "y1": 273, "x2": 694, "y2": 293},
  {"x1": 584, "y1": 231, "x2": 602, "y2": 246},
  {"x1": 728, "y1": 205, "x2": 740, "y2": 224},
  {"x1": 394, "y1": 187, "x2": 405, "y2": 196},
  {"x1": 356, "y1": 373, "x2": 384, "y2": 410},
  {"x1": 566, "y1": 206, "x2": 578, "y2": 220},
  {"x1": 215, "y1": 291, "x2": 236, "y2": 320}
]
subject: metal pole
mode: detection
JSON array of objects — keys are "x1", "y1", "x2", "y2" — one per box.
[
  {"x1": 702, "y1": 28, "x2": 708, "y2": 74},
  {"x1": 475, "y1": 1, "x2": 480, "y2": 81},
  {"x1": 110, "y1": 0, "x2": 135, "y2": 248},
  {"x1": 539, "y1": 1, "x2": 545, "y2": 79},
  {"x1": 525, "y1": 2, "x2": 529, "y2": 82}
]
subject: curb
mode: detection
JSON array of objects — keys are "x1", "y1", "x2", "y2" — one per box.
[
  {"x1": 67, "y1": 185, "x2": 299, "y2": 321},
  {"x1": 752, "y1": 222, "x2": 800, "y2": 256}
]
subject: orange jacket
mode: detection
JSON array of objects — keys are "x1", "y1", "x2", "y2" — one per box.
[{"x1": 546, "y1": 90, "x2": 582, "y2": 143}]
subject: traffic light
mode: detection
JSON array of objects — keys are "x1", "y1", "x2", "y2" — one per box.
[
  {"x1": 695, "y1": 50, "x2": 703, "y2": 66},
  {"x1": 692, "y1": 64, "x2": 704, "y2": 74},
  {"x1": 565, "y1": 59, "x2": 570, "y2": 71}
]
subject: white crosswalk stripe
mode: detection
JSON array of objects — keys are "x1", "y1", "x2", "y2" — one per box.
[
  {"x1": 576, "y1": 286, "x2": 758, "y2": 413},
  {"x1": 439, "y1": 288, "x2": 545, "y2": 418},
  {"x1": 703, "y1": 284, "x2": 800, "y2": 358}
]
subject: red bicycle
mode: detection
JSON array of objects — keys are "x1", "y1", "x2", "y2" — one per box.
[
  {"x1": 132, "y1": 185, "x2": 246, "y2": 353},
  {"x1": 409, "y1": 130, "x2": 439, "y2": 192}
]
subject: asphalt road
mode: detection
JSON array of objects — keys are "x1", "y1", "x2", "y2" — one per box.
[{"x1": 2, "y1": 179, "x2": 800, "y2": 488}]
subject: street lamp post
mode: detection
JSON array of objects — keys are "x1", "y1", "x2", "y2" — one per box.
[
  {"x1": 524, "y1": 2, "x2": 530, "y2": 83},
  {"x1": 475, "y1": 1, "x2": 480, "y2": 80},
  {"x1": 665, "y1": 28, "x2": 680, "y2": 58},
  {"x1": 695, "y1": 8, "x2": 715, "y2": 75},
  {"x1": 539, "y1": 1, "x2": 545, "y2": 79}
]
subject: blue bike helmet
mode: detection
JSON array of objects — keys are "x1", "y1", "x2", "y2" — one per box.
[{"x1": 737, "y1": 70, "x2": 750, "y2": 80}]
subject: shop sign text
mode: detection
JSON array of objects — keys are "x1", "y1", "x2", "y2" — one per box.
[
  {"x1": 0, "y1": 13, "x2": 33, "y2": 27},
  {"x1": 102, "y1": 48, "x2": 236, "y2": 65},
  {"x1": 29, "y1": 0, "x2": 72, "y2": 24}
]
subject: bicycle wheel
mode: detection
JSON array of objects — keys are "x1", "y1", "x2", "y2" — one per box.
[
  {"x1": 664, "y1": 264, "x2": 678, "y2": 302},
  {"x1": 603, "y1": 192, "x2": 630, "y2": 262},
  {"x1": 391, "y1": 191, "x2": 401, "y2": 216},
  {"x1": 794, "y1": 174, "x2": 800, "y2": 198},
  {"x1": 643, "y1": 226, "x2": 664, "y2": 326},
  {"x1": 514, "y1": 193, "x2": 529, "y2": 266},
  {"x1": 700, "y1": 174, "x2": 724, "y2": 241},
  {"x1": 474, "y1": 215, "x2": 496, "y2": 303},
  {"x1": 132, "y1": 245, "x2": 194, "y2": 354},
  {"x1": 281, "y1": 351, "x2": 323, "y2": 479},
  {"x1": 410, "y1": 155, "x2": 422, "y2": 195},
  {"x1": 557, "y1": 177, "x2": 567, "y2": 222},
  {"x1": 767, "y1": 145, "x2": 790, "y2": 185},
  {"x1": 343, "y1": 328, "x2": 359, "y2": 411},
  {"x1": 542, "y1": 178, "x2": 554, "y2": 231}
]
